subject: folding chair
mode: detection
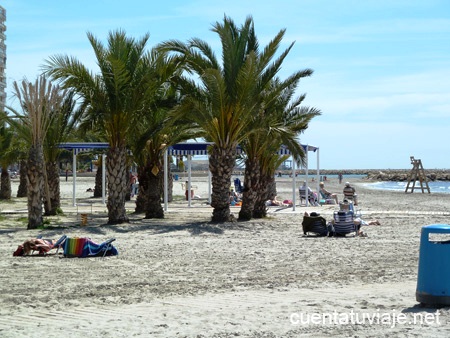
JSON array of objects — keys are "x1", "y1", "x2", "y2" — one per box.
[
  {"x1": 332, "y1": 211, "x2": 358, "y2": 237},
  {"x1": 30, "y1": 234, "x2": 67, "y2": 255},
  {"x1": 299, "y1": 188, "x2": 319, "y2": 206},
  {"x1": 302, "y1": 214, "x2": 328, "y2": 236}
]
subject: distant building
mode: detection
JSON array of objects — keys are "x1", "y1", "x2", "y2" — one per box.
[{"x1": 0, "y1": 6, "x2": 5, "y2": 113}]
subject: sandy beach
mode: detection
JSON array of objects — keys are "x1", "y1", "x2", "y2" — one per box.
[{"x1": 1, "y1": 175, "x2": 450, "y2": 337}]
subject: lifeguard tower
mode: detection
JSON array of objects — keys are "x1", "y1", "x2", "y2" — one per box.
[{"x1": 405, "y1": 156, "x2": 430, "y2": 193}]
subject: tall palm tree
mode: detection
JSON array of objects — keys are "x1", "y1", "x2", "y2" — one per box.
[
  {"x1": 239, "y1": 77, "x2": 321, "y2": 220},
  {"x1": 0, "y1": 112, "x2": 15, "y2": 199},
  {"x1": 44, "y1": 30, "x2": 156, "y2": 224},
  {"x1": 102, "y1": 46, "x2": 194, "y2": 218},
  {"x1": 7, "y1": 77, "x2": 65, "y2": 229},
  {"x1": 253, "y1": 153, "x2": 287, "y2": 218},
  {"x1": 43, "y1": 90, "x2": 81, "y2": 215},
  {"x1": 160, "y1": 15, "x2": 292, "y2": 222}
]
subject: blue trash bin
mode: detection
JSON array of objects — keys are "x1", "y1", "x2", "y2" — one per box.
[{"x1": 416, "y1": 224, "x2": 450, "y2": 305}]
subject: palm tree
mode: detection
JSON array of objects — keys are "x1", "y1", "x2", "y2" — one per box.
[
  {"x1": 42, "y1": 90, "x2": 81, "y2": 215},
  {"x1": 239, "y1": 77, "x2": 321, "y2": 220},
  {"x1": 7, "y1": 76, "x2": 65, "y2": 229},
  {"x1": 16, "y1": 159, "x2": 27, "y2": 197},
  {"x1": 253, "y1": 153, "x2": 287, "y2": 218},
  {"x1": 160, "y1": 15, "x2": 291, "y2": 222},
  {"x1": 44, "y1": 30, "x2": 157, "y2": 224},
  {"x1": 106, "y1": 46, "x2": 194, "y2": 218},
  {"x1": 0, "y1": 112, "x2": 15, "y2": 199}
]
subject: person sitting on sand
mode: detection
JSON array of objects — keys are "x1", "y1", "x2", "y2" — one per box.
[
  {"x1": 299, "y1": 181, "x2": 319, "y2": 205},
  {"x1": 229, "y1": 188, "x2": 241, "y2": 205},
  {"x1": 330, "y1": 201, "x2": 380, "y2": 237},
  {"x1": 343, "y1": 182, "x2": 358, "y2": 205},
  {"x1": 302, "y1": 211, "x2": 329, "y2": 236},
  {"x1": 319, "y1": 182, "x2": 338, "y2": 204}
]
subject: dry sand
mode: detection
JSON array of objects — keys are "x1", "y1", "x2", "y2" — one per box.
[{"x1": 1, "y1": 175, "x2": 450, "y2": 337}]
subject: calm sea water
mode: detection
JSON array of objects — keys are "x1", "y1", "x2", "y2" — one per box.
[{"x1": 364, "y1": 181, "x2": 450, "y2": 194}]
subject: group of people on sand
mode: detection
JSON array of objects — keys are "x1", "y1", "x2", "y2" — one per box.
[
  {"x1": 299, "y1": 180, "x2": 358, "y2": 206},
  {"x1": 301, "y1": 180, "x2": 380, "y2": 237},
  {"x1": 303, "y1": 205, "x2": 380, "y2": 238},
  {"x1": 265, "y1": 180, "x2": 358, "y2": 209}
]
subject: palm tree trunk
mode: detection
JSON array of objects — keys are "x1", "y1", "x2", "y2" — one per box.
[
  {"x1": 135, "y1": 164, "x2": 148, "y2": 213},
  {"x1": 253, "y1": 173, "x2": 276, "y2": 218},
  {"x1": 17, "y1": 160, "x2": 27, "y2": 198},
  {"x1": 0, "y1": 167, "x2": 11, "y2": 199},
  {"x1": 93, "y1": 159, "x2": 103, "y2": 197},
  {"x1": 238, "y1": 157, "x2": 260, "y2": 221},
  {"x1": 106, "y1": 146, "x2": 129, "y2": 224},
  {"x1": 27, "y1": 144, "x2": 44, "y2": 229},
  {"x1": 125, "y1": 166, "x2": 131, "y2": 201},
  {"x1": 44, "y1": 161, "x2": 60, "y2": 215},
  {"x1": 210, "y1": 145, "x2": 235, "y2": 222},
  {"x1": 166, "y1": 164, "x2": 173, "y2": 203},
  {"x1": 145, "y1": 162, "x2": 164, "y2": 219}
]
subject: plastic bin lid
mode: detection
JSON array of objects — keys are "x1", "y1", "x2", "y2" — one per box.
[{"x1": 421, "y1": 224, "x2": 450, "y2": 234}]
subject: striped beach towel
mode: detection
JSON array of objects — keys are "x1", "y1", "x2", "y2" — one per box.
[
  {"x1": 64, "y1": 238, "x2": 88, "y2": 257},
  {"x1": 63, "y1": 237, "x2": 118, "y2": 258}
]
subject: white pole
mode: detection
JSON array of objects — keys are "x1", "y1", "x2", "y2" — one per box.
[
  {"x1": 164, "y1": 148, "x2": 168, "y2": 211},
  {"x1": 188, "y1": 155, "x2": 192, "y2": 207},
  {"x1": 208, "y1": 169, "x2": 212, "y2": 204},
  {"x1": 292, "y1": 157, "x2": 296, "y2": 211},
  {"x1": 102, "y1": 154, "x2": 106, "y2": 205},
  {"x1": 305, "y1": 145, "x2": 309, "y2": 207},
  {"x1": 72, "y1": 150, "x2": 77, "y2": 207},
  {"x1": 316, "y1": 148, "x2": 320, "y2": 198}
]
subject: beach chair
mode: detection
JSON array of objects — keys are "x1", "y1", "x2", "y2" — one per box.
[
  {"x1": 27, "y1": 235, "x2": 67, "y2": 255},
  {"x1": 299, "y1": 188, "x2": 319, "y2": 206},
  {"x1": 302, "y1": 214, "x2": 328, "y2": 236},
  {"x1": 319, "y1": 190, "x2": 336, "y2": 205},
  {"x1": 331, "y1": 210, "x2": 358, "y2": 237},
  {"x1": 63, "y1": 237, "x2": 118, "y2": 258},
  {"x1": 339, "y1": 200, "x2": 362, "y2": 219},
  {"x1": 52, "y1": 234, "x2": 68, "y2": 254}
]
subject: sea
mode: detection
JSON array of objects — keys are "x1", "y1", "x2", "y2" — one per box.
[
  {"x1": 364, "y1": 181, "x2": 450, "y2": 194},
  {"x1": 277, "y1": 173, "x2": 450, "y2": 194}
]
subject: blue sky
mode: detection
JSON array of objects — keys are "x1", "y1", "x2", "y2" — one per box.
[{"x1": 2, "y1": 0, "x2": 450, "y2": 169}]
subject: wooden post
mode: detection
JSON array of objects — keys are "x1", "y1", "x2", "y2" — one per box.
[{"x1": 405, "y1": 156, "x2": 430, "y2": 193}]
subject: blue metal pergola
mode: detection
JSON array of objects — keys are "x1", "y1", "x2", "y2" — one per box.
[
  {"x1": 59, "y1": 142, "x2": 320, "y2": 210},
  {"x1": 165, "y1": 142, "x2": 320, "y2": 210},
  {"x1": 58, "y1": 143, "x2": 109, "y2": 206}
]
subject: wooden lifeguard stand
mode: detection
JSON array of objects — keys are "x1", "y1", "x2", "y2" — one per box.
[{"x1": 405, "y1": 156, "x2": 430, "y2": 193}]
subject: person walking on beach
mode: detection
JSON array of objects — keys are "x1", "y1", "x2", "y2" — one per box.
[{"x1": 338, "y1": 172, "x2": 343, "y2": 184}]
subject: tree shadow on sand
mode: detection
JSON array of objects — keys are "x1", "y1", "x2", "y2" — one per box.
[
  {"x1": 101, "y1": 221, "x2": 225, "y2": 236},
  {"x1": 51, "y1": 216, "x2": 226, "y2": 236}
]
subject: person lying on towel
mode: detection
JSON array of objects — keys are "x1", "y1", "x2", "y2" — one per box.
[{"x1": 14, "y1": 238, "x2": 56, "y2": 256}]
